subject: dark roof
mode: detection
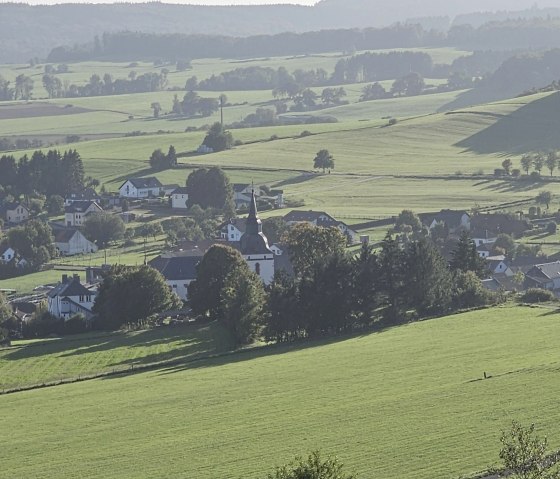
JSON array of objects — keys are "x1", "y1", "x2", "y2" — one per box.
[
  {"x1": 471, "y1": 214, "x2": 531, "y2": 236},
  {"x1": 65, "y1": 201, "x2": 102, "y2": 214},
  {"x1": 420, "y1": 210, "x2": 469, "y2": 228},
  {"x1": 149, "y1": 254, "x2": 201, "y2": 281},
  {"x1": 476, "y1": 243, "x2": 492, "y2": 252},
  {"x1": 527, "y1": 261, "x2": 560, "y2": 281},
  {"x1": 220, "y1": 218, "x2": 248, "y2": 233},
  {"x1": 53, "y1": 228, "x2": 78, "y2": 243},
  {"x1": 471, "y1": 229, "x2": 497, "y2": 239},
  {"x1": 284, "y1": 210, "x2": 334, "y2": 223},
  {"x1": 171, "y1": 187, "x2": 189, "y2": 195},
  {"x1": 126, "y1": 177, "x2": 163, "y2": 189},
  {"x1": 66, "y1": 188, "x2": 100, "y2": 201},
  {"x1": 233, "y1": 184, "x2": 250, "y2": 193},
  {"x1": 482, "y1": 278, "x2": 502, "y2": 292},
  {"x1": 0, "y1": 201, "x2": 28, "y2": 214},
  {"x1": 48, "y1": 277, "x2": 93, "y2": 299}
]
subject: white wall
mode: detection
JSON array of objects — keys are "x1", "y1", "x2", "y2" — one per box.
[{"x1": 245, "y1": 254, "x2": 275, "y2": 285}]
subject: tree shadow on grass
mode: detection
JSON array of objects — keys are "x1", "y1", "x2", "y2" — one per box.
[
  {"x1": 476, "y1": 179, "x2": 547, "y2": 194},
  {"x1": 272, "y1": 173, "x2": 318, "y2": 189}
]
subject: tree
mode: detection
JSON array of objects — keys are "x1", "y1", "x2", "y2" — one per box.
[
  {"x1": 404, "y1": 237, "x2": 452, "y2": 315},
  {"x1": 283, "y1": 223, "x2": 347, "y2": 278},
  {"x1": 14, "y1": 74, "x2": 33, "y2": 100},
  {"x1": 494, "y1": 234, "x2": 516, "y2": 257},
  {"x1": 360, "y1": 82, "x2": 386, "y2": 101},
  {"x1": 496, "y1": 421, "x2": 559, "y2": 479},
  {"x1": 202, "y1": 122, "x2": 234, "y2": 152},
  {"x1": 502, "y1": 159, "x2": 512, "y2": 175},
  {"x1": 391, "y1": 72, "x2": 424, "y2": 96},
  {"x1": 395, "y1": 209, "x2": 422, "y2": 232},
  {"x1": 266, "y1": 451, "x2": 356, "y2": 479},
  {"x1": 378, "y1": 234, "x2": 406, "y2": 323},
  {"x1": 83, "y1": 212, "x2": 125, "y2": 248},
  {"x1": 149, "y1": 149, "x2": 167, "y2": 171},
  {"x1": 452, "y1": 270, "x2": 491, "y2": 309},
  {"x1": 265, "y1": 272, "x2": 302, "y2": 343},
  {"x1": 188, "y1": 244, "x2": 249, "y2": 322},
  {"x1": 546, "y1": 151, "x2": 557, "y2": 176},
  {"x1": 313, "y1": 149, "x2": 335, "y2": 173},
  {"x1": 167, "y1": 145, "x2": 177, "y2": 167},
  {"x1": 536, "y1": 191, "x2": 553, "y2": 209},
  {"x1": 521, "y1": 155, "x2": 533, "y2": 175},
  {"x1": 450, "y1": 231, "x2": 488, "y2": 278},
  {"x1": 185, "y1": 167, "x2": 234, "y2": 216},
  {"x1": 150, "y1": 102, "x2": 162, "y2": 118},
  {"x1": 262, "y1": 217, "x2": 290, "y2": 244},
  {"x1": 46, "y1": 195, "x2": 64, "y2": 215},
  {"x1": 220, "y1": 266, "x2": 266, "y2": 345},
  {"x1": 352, "y1": 242, "x2": 380, "y2": 326},
  {"x1": 94, "y1": 265, "x2": 182, "y2": 330},
  {"x1": 6, "y1": 220, "x2": 56, "y2": 268},
  {"x1": 533, "y1": 153, "x2": 545, "y2": 175}
]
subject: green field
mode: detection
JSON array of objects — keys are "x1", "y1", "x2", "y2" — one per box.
[
  {"x1": 1, "y1": 305, "x2": 559, "y2": 478},
  {"x1": 0, "y1": 321, "x2": 233, "y2": 390}
]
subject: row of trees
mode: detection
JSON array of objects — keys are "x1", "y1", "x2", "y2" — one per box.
[
  {"x1": 169, "y1": 91, "x2": 220, "y2": 118},
  {"x1": 504, "y1": 152, "x2": 560, "y2": 177},
  {"x1": 189, "y1": 226, "x2": 493, "y2": 345},
  {"x1": 0, "y1": 74, "x2": 34, "y2": 101},
  {"x1": 0, "y1": 149, "x2": 86, "y2": 198},
  {"x1": 359, "y1": 72, "x2": 426, "y2": 101}
]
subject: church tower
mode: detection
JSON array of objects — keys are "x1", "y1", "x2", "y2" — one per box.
[{"x1": 240, "y1": 190, "x2": 275, "y2": 284}]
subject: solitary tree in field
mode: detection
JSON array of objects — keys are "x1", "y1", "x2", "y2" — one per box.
[
  {"x1": 502, "y1": 159, "x2": 512, "y2": 175},
  {"x1": 150, "y1": 102, "x2": 162, "y2": 118},
  {"x1": 546, "y1": 151, "x2": 558, "y2": 176},
  {"x1": 521, "y1": 155, "x2": 533, "y2": 175},
  {"x1": 313, "y1": 149, "x2": 335, "y2": 173},
  {"x1": 536, "y1": 190, "x2": 553, "y2": 209}
]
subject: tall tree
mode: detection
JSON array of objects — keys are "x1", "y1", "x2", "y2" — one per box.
[
  {"x1": 185, "y1": 167, "x2": 234, "y2": 216},
  {"x1": 378, "y1": 234, "x2": 406, "y2": 323},
  {"x1": 533, "y1": 153, "x2": 545, "y2": 174},
  {"x1": 351, "y1": 242, "x2": 380, "y2": 326},
  {"x1": 202, "y1": 122, "x2": 234, "y2": 152},
  {"x1": 521, "y1": 155, "x2": 533, "y2": 175},
  {"x1": 83, "y1": 212, "x2": 125, "y2": 248},
  {"x1": 546, "y1": 151, "x2": 557, "y2": 176},
  {"x1": 450, "y1": 231, "x2": 487, "y2": 278},
  {"x1": 536, "y1": 190, "x2": 553, "y2": 209},
  {"x1": 313, "y1": 149, "x2": 335, "y2": 173},
  {"x1": 94, "y1": 265, "x2": 182, "y2": 330},
  {"x1": 265, "y1": 272, "x2": 302, "y2": 343},
  {"x1": 501, "y1": 159, "x2": 512, "y2": 175}
]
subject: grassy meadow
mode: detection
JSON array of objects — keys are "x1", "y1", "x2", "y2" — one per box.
[
  {"x1": 1, "y1": 305, "x2": 560, "y2": 478},
  {"x1": 0, "y1": 321, "x2": 233, "y2": 390}
]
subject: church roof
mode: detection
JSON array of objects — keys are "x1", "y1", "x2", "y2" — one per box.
[{"x1": 240, "y1": 190, "x2": 272, "y2": 255}]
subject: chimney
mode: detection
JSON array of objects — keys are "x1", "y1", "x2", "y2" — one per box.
[
  {"x1": 73, "y1": 274, "x2": 80, "y2": 282},
  {"x1": 62, "y1": 274, "x2": 68, "y2": 283}
]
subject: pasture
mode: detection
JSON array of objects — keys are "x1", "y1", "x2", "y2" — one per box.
[{"x1": 1, "y1": 305, "x2": 560, "y2": 478}]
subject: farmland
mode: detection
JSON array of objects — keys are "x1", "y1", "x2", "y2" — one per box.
[{"x1": 2, "y1": 305, "x2": 560, "y2": 479}]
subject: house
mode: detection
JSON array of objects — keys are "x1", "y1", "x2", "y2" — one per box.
[
  {"x1": 64, "y1": 201, "x2": 103, "y2": 227},
  {"x1": 471, "y1": 213, "x2": 531, "y2": 238},
  {"x1": 149, "y1": 252, "x2": 202, "y2": 301},
  {"x1": 269, "y1": 243, "x2": 285, "y2": 256},
  {"x1": 420, "y1": 210, "x2": 470, "y2": 235},
  {"x1": 476, "y1": 243, "x2": 493, "y2": 259},
  {"x1": 0, "y1": 247, "x2": 15, "y2": 263},
  {"x1": 0, "y1": 202, "x2": 29, "y2": 224},
  {"x1": 162, "y1": 184, "x2": 180, "y2": 196},
  {"x1": 486, "y1": 256, "x2": 513, "y2": 277},
  {"x1": 170, "y1": 187, "x2": 189, "y2": 210},
  {"x1": 283, "y1": 210, "x2": 359, "y2": 244},
  {"x1": 47, "y1": 274, "x2": 97, "y2": 320},
  {"x1": 525, "y1": 261, "x2": 560, "y2": 291},
  {"x1": 119, "y1": 177, "x2": 163, "y2": 198},
  {"x1": 64, "y1": 188, "x2": 101, "y2": 206},
  {"x1": 471, "y1": 229, "x2": 498, "y2": 247},
  {"x1": 233, "y1": 184, "x2": 261, "y2": 209},
  {"x1": 220, "y1": 218, "x2": 247, "y2": 242},
  {"x1": 53, "y1": 228, "x2": 98, "y2": 256}
]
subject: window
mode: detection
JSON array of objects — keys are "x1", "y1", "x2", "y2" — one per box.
[
  {"x1": 173, "y1": 284, "x2": 177, "y2": 289},
  {"x1": 79, "y1": 295, "x2": 84, "y2": 302}
]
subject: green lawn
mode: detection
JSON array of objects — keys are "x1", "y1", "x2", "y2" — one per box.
[
  {"x1": 1, "y1": 305, "x2": 559, "y2": 478},
  {"x1": 0, "y1": 321, "x2": 233, "y2": 391}
]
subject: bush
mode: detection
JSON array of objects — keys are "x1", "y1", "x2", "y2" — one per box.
[
  {"x1": 300, "y1": 130, "x2": 313, "y2": 137},
  {"x1": 521, "y1": 288, "x2": 555, "y2": 303},
  {"x1": 547, "y1": 221, "x2": 557, "y2": 234},
  {"x1": 494, "y1": 168, "x2": 506, "y2": 177},
  {"x1": 388, "y1": 118, "x2": 397, "y2": 126},
  {"x1": 22, "y1": 313, "x2": 62, "y2": 338},
  {"x1": 511, "y1": 169, "x2": 521, "y2": 177},
  {"x1": 63, "y1": 313, "x2": 89, "y2": 335},
  {"x1": 530, "y1": 171, "x2": 541, "y2": 180}
]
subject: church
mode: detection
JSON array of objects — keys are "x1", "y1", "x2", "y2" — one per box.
[{"x1": 239, "y1": 190, "x2": 275, "y2": 284}]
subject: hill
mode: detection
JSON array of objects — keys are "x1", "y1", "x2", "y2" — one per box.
[{"x1": 2, "y1": 305, "x2": 560, "y2": 478}]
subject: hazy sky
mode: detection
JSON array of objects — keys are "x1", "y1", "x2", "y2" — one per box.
[{"x1": 0, "y1": 0, "x2": 319, "y2": 3}]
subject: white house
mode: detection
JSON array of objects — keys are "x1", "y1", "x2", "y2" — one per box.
[
  {"x1": 486, "y1": 256, "x2": 513, "y2": 277},
  {"x1": 149, "y1": 253, "x2": 202, "y2": 301},
  {"x1": 420, "y1": 210, "x2": 471, "y2": 235},
  {"x1": 220, "y1": 219, "x2": 247, "y2": 242},
  {"x1": 0, "y1": 247, "x2": 15, "y2": 263},
  {"x1": 47, "y1": 274, "x2": 97, "y2": 320},
  {"x1": 64, "y1": 201, "x2": 103, "y2": 227},
  {"x1": 471, "y1": 229, "x2": 498, "y2": 247},
  {"x1": 233, "y1": 184, "x2": 261, "y2": 209},
  {"x1": 0, "y1": 202, "x2": 29, "y2": 224},
  {"x1": 476, "y1": 243, "x2": 493, "y2": 259},
  {"x1": 170, "y1": 187, "x2": 189, "y2": 210},
  {"x1": 54, "y1": 228, "x2": 98, "y2": 256},
  {"x1": 119, "y1": 177, "x2": 163, "y2": 199}
]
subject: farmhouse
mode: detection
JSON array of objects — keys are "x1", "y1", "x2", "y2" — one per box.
[
  {"x1": 64, "y1": 201, "x2": 103, "y2": 227},
  {"x1": 471, "y1": 213, "x2": 531, "y2": 237},
  {"x1": 420, "y1": 210, "x2": 470, "y2": 235},
  {"x1": 170, "y1": 187, "x2": 189, "y2": 210},
  {"x1": 64, "y1": 188, "x2": 101, "y2": 206},
  {"x1": 0, "y1": 202, "x2": 29, "y2": 224},
  {"x1": 220, "y1": 218, "x2": 247, "y2": 242},
  {"x1": 233, "y1": 184, "x2": 261, "y2": 209},
  {"x1": 471, "y1": 229, "x2": 498, "y2": 247},
  {"x1": 476, "y1": 243, "x2": 493, "y2": 258},
  {"x1": 53, "y1": 228, "x2": 98, "y2": 256},
  {"x1": 486, "y1": 256, "x2": 513, "y2": 277},
  {"x1": 119, "y1": 177, "x2": 163, "y2": 198},
  {"x1": 283, "y1": 210, "x2": 358, "y2": 243},
  {"x1": 149, "y1": 252, "x2": 202, "y2": 301},
  {"x1": 47, "y1": 274, "x2": 97, "y2": 320},
  {"x1": 525, "y1": 261, "x2": 560, "y2": 291}
]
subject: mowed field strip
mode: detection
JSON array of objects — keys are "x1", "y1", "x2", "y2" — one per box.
[{"x1": 2, "y1": 306, "x2": 560, "y2": 479}]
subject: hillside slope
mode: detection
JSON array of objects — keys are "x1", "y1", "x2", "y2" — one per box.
[{"x1": 1, "y1": 306, "x2": 559, "y2": 479}]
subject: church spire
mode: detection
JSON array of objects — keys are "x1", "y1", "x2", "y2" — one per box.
[{"x1": 245, "y1": 189, "x2": 261, "y2": 236}]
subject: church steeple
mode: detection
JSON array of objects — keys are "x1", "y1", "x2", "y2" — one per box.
[{"x1": 245, "y1": 189, "x2": 262, "y2": 236}]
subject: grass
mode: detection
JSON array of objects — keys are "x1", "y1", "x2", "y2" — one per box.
[
  {"x1": 0, "y1": 321, "x2": 234, "y2": 391},
  {"x1": 1, "y1": 305, "x2": 560, "y2": 478}
]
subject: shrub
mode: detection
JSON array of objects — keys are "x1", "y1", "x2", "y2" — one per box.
[
  {"x1": 63, "y1": 313, "x2": 89, "y2": 335},
  {"x1": 521, "y1": 288, "x2": 555, "y2": 303},
  {"x1": 511, "y1": 169, "x2": 521, "y2": 177},
  {"x1": 494, "y1": 168, "x2": 506, "y2": 177},
  {"x1": 300, "y1": 130, "x2": 313, "y2": 137},
  {"x1": 547, "y1": 221, "x2": 557, "y2": 234},
  {"x1": 388, "y1": 118, "x2": 397, "y2": 126}
]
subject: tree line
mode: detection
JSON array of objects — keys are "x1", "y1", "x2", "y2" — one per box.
[{"x1": 189, "y1": 224, "x2": 496, "y2": 346}]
